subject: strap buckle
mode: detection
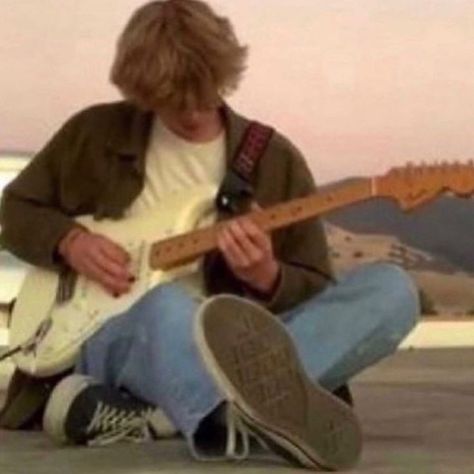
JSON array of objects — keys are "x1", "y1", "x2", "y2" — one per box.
[{"x1": 216, "y1": 170, "x2": 254, "y2": 214}]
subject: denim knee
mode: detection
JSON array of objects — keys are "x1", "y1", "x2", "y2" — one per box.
[
  {"x1": 132, "y1": 282, "x2": 194, "y2": 322},
  {"x1": 129, "y1": 282, "x2": 199, "y2": 354},
  {"x1": 367, "y1": 263, "x2": 420, "y2": 336}
]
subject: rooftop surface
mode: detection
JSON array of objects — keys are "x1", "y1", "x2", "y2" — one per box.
[{"x1": 1, "y1": 347, "x2": 473, "y2": 474}]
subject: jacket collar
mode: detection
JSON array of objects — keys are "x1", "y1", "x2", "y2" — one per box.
[
  {"x1": 106, "y1": 101, "x2": 251, "y2": 172},
  {"x1": 105, "y1": 103, "x2": 154, "y2": 176},
  {"x1": 221, "y1": 102, "x2": 251, "y2": 166}
]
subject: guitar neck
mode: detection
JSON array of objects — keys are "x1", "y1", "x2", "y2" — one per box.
[{"x1": 149, "y1": 178, "x2": 375, "y2": 270}]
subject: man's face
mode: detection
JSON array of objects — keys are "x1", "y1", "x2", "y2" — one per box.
[{"x1": 157, "y1": 105, "x2": 222, "y2": 142}]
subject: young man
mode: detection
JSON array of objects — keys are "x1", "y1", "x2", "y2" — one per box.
[{"x1": 0, "y1": 0, "x2": 419, "y2": 470}]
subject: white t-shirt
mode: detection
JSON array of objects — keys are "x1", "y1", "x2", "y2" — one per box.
[
  {"x1": 127, "y1": 116, "x2": 226, "y2": 214},
  {"x1": 126, "y1": 116, "x2": 226, "y2": 299}
]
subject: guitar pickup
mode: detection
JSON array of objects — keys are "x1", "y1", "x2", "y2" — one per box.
[{"x1": 56, "y1": 267, "x2": 78, "y2": 304}]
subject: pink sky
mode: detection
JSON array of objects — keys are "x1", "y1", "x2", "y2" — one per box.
[{"x1": 1, "y1": 0, "x2": 474, "y2": 183}]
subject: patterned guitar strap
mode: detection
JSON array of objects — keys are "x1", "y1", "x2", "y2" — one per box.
[{"x1": 215, "y1": 121, "x2": 274, "y2": 214}]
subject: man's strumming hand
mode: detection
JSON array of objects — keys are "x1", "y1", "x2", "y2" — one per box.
[{"x1": 58, "y1": 228, "x2": 134, "y2": 297}]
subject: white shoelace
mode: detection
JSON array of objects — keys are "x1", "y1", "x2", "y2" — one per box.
[
  {"x1": 86, "y1": 401, "x2": 154, "y2": 447},
  {"x1": 224, "y1": 404, "x2": 256, "y2": 461},
  {"x1": 85, "y1": 399, "x2": 261, "y2": 455}
]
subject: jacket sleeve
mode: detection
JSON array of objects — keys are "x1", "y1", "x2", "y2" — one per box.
[
  {"x1": 252, "y1": 139, "x2": 335, "y2": 315},
  {"x1": 0, "y1": 117, "x2": 79, "y2": 269}
]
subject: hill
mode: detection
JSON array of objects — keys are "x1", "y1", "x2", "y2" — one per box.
[
  {"x1": 326, "y1": 224, "x2": 474, "y2": 315},
  {"x1": 322, "y1": 179, "x2": 474, "y2": 273}
]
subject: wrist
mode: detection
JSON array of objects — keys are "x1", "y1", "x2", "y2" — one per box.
[
  {"x1": 57, "y1": 226, "x2": 87, "y2": 260},
  {"x1": 248, "y1": 261, "x2": 281, "y2": 297}
]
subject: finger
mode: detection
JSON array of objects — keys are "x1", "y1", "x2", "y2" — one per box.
[
  {"x1": 219, "y1": 227, "x2": 251, "y2": 268},
  {"x1": 97, "y1": 236, "x2": 131, "y2": 266},
  {"x1": 228, "y1": 220, "x2": 265, "y2": 261},
  {"x1": 82, "y1": 256, "x2": 131, "y2": 296},
  {"x1": 250, "y1": 201, "x2": 263, "y2": 211},
  {"x1": 88, "y1": 246, "x2": 131, "y2": 283},
  {"x1": 238, "y1": 218, "x2": 271, "y2": 251},
  {"x1": 98, "y1": 245, "x2": 134, "y2": 280}
]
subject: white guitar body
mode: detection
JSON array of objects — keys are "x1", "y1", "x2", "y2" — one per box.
[{"x1": 10, "y1": 185, "x2": 217, "y2": 377}]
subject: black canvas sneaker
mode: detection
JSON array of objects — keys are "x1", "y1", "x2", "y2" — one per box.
[
  {"x1": 195, "y1": 294, "x2": 363, "y2": 470},
  {"x1": 43, "y1": 374, "x2": 173, "y2": 446}
]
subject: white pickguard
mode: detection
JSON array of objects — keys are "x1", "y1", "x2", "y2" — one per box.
[{"x1": 9, "y1": 185, "x2": 217, "y2": 376}]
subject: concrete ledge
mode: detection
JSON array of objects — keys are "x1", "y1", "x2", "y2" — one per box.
[
  {"x1": 2, "y1": 321, "x2": 474, "y2": 351},
  {"x1": 400, "y1": 320, "x2": 474, "y2": 349}
]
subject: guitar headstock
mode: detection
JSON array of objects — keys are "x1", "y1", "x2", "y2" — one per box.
[{"x1": 376, "y1": 161, "x2": 474, "y2": 210}]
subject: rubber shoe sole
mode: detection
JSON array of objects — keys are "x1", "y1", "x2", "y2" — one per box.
[
  {"x1": 43, "y1": 374, "x2": 97, "y2": 444},
  {"x1": 195, "y1": 294, "x2": 363, "y2": 470}
]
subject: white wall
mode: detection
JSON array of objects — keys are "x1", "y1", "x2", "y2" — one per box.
[
  {"x1": 0, "y1": 156, "x2": 29, "y2": 303},
  {"x1": 1, "y1": 0, "x2": 474, "y2": 183}
]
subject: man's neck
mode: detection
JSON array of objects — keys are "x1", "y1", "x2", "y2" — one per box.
[{"x1": 159, "y1": 108, "x2": 225, "y2": 144}]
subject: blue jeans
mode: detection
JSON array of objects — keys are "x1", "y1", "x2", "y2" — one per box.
[{"x1": 76, "y1": 263, "x2": 419, "y2": 452}]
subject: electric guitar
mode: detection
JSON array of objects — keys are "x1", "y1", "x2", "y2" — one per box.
[{"x1": 8, "y1": 162, "x2": 474, "y2": 376}]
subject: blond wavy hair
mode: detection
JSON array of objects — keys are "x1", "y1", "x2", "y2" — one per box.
[{"x1": 110, "y1": 0, "x2": 248, "y2": 110}]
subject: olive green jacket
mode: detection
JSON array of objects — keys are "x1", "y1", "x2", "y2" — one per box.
[{"x1": 0, "y1": 101, "x2": 333, "y2": 313}]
